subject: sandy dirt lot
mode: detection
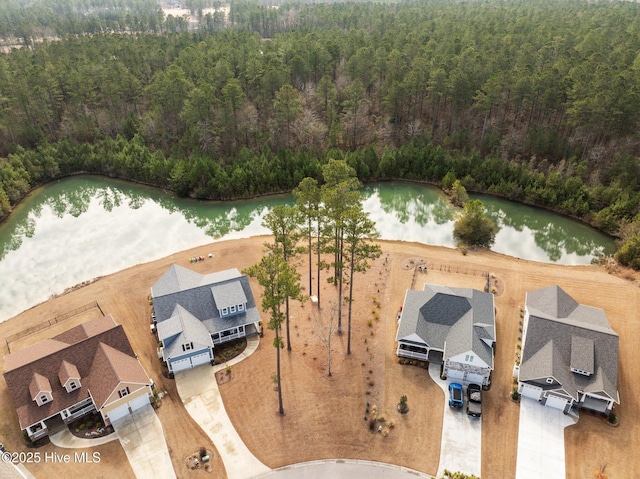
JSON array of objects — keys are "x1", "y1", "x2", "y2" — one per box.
[{"x1": 1, "y1": 236, "x2": 638, "y2": 479}]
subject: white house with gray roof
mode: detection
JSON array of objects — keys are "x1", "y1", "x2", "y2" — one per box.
[
  {"x1": 518, "y1": 285, "x2": 619, "y2": 414},
  {"x1": 151, "y1": 265, "x2": 262, "y2": 374},
  {"x1": 396, "y1": 284, "x2": 496, "y2": 386}
]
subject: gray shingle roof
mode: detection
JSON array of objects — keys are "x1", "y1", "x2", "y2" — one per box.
[
  {"x1": 157, "y1": 305, "x2": 214, "y2": 362},
  {"x1": 211, "y1": 281, "x2": 247, "y2": 310},
  {"x1": 151, "y1": 265, "x2": 242, "y2": 298},
  {"x1": 396, "y1": 284, "x2": 495, "y2": 367},
  {"x1": 520, "y1": 285, "x2": 619, "y2": 402},
  {"x1": 570, "y1": 336, "x2": 594, "y2": 374},
  {"x1": 152, "y1": 264, "x2": 260, "y2": 337}
]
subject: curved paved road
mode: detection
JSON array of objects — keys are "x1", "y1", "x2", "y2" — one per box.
[{"x1": 251, "y1": 460, "x2": 434, "y2": 479}]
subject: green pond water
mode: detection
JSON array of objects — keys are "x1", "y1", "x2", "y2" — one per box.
[{"x1": 0, "y1": 176, "x2": 615, "y2": 322}]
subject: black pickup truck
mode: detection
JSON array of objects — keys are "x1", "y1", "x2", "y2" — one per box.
[{"x1": 466, "y1": 384, "x2": 482, "y2": 417}]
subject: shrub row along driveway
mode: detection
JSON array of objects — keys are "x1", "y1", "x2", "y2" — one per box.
[{"x1": 429, "y1": 364, "x2": 482, "y2": 477}]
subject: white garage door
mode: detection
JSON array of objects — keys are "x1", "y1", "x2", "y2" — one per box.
[
  {"x1": 519, "y1": 383, "x2": 542, "y2": 400},
  {"x1": 446, "y1": 368, "x2": 465, "y2": 380},
  {"x1": 170, "y1": 357, "x2": 192, "y2": 373},
  {"x1": 107, "y1": 403, "x2": 130, "y2": 423},
  {"x1": 465, "y1": 372, "x2": 485, "y2": 385},
  {"x1": 129, "y1": 393, "x2": 150, "y2": 412},
  {"x1": 545, "y1": 394, "x2": 568, "y2": 411},
  {"x1": 190, "y1": 352, "x2": 211, "y2": 367}
]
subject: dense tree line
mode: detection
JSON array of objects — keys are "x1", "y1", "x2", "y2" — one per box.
[
  {"x1": 1, "y1": 0, "x2": 640, "y2": 265},
  {"x1": 0, "y1": 0, "x2": 173, "y2": 43}
]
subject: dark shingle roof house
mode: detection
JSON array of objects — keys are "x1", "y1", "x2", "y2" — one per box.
[
  {"x1": 151, "y1": 264, "x2": 261, "y2": 373},
  {"x1": 396, "y1": 284, "x2": 495, "y2": 386},
  {"x1": 3, "y1": 315, "x2": 153, "y2": 440},
  {"x1": 518, "y1": 285, "x2": 619, "y2": 414}
]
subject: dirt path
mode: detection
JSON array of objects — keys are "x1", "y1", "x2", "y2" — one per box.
[{"x1": 1, "y1": 237, "x2": 638, "y2": 479}]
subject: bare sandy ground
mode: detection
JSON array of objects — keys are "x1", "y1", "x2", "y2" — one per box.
[{"x1": 1, "y1": 236, "x2": 638, "y2": 479}]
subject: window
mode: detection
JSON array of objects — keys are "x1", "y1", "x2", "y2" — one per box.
[
  {"x1": 230, "y1": 305, "x2": 236, "y2": 313},
  {"x1": 118, "y1": 387, "x2": 130, "y2": 398},
  {"x1": 182, "y1": 342, "x2": 193, "y2": 352},
  {"x1": 69, "y1": 381, "x2": 77, "y2": 390},
  {"x1": 40, "y1": 395, "x2": 48, "y2": 404},
  {"x1": 222, "y1": 307, "x2": 228, "y2": 316},
  {"x1": 546, "y1": 377, "x2": 554, "y2": 384},
  {"x1": 465, "y1": 354, "x2": 475, "y2": 362},
  {"x1": 238, "y1": 303, "x2": 245, "y2": 311}
]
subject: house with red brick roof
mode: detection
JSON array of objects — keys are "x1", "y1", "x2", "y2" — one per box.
[{"x1": 3, "y1": 314, "x2": 154, "y2": 441}]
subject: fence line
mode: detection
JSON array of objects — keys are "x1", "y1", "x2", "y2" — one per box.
[
  {"x1": 5, "y1": 301, "x2": 103, "y2": 353},
  {"x1": 419, "y1": 262, "x2": 489, "y2": 277}
]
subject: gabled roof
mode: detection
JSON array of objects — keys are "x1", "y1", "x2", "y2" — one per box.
[
  {"x1": 152, "y1": 265, "x2": 260, "y2": 336},
  {"x1": 58, "y1": 360, "x2": 80, "y2": 386},
  {"x1": 3, "y1": 315, "x2": 151, "y2": 429},
  {"x1": 396, "y1": 284, "x2": 496, "y2": 368},
  {"x1": 87, "y1": 343, "x2": 153, "y2": 410},
  {"x1": 158, "y1": 305, "x2": 214, "y2": 361},
  {"x1": 29, "y1": 373, "x2": 51, "y2": 400},
  {"x1": 151, "y1": 264, "x2": 242, "y2": 298},
  {"x1": 520, "y1": 285, "x2": 619, "y2": 402},
  {"x1": 211, "y1": 281, "x2": 247, "y2": 310}
]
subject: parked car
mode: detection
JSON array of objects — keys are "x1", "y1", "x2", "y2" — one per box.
[
  {"x1": 466, "y1": 383, "x2": 482, "y2": 417},
  {"x1": 448, "y1": 382, "x2": 464, "y2": 408}
]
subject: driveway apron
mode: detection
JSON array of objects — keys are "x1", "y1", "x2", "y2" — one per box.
[
  {"x1": 429, "y1": 363, "x2": 482, "y2": 478},
  {"x1": 113, "y1": 404, "x2": 177, "y2": 479},
  {"x1": 175, "y1": 336, "x2": 270, "y2": 479},
  {"x1": 515, "y1": 397, "x2": 576, "y2": 479}
]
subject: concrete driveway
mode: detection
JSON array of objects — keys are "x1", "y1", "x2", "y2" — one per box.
[
  {"x1": 429, "y1": 364, "x2": 482, "y2": 478},
  {"x1": 175, "y1": 336, "x2": 270, "y2": 479},
  {"x1": 515, "y1": 397, "x2": 577, "y2": 479},
  {"x1": 112, "y1": 404, "x2": 176, "y2": 479}
]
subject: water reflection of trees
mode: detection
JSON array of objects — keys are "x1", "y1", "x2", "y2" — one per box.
[
  {"x1": 0, "y1": 178, "x2": 290, "y2": 261},
  {"x1": 482, "y1": 197, "x2": 612, "y2": 259},
  {"x1": 0, "y1": 178, "x2": 614, "y2": 264},
  {"x1": 365, "y1": 183, "x2": 454, "y2": 226}
]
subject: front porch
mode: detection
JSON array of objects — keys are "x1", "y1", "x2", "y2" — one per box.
[
  {"x1": 60, "y1": 398, "x2": 96, "y2": 423},
  {"x1": 397, "y1": 342, "x2": 428, "y2": 361},
  {"x1": 212, "y1": 323, "x2": 259, "y2": 345},
  {"x1": 580, "y1": 395, "x2": 614, "y2": 415}
]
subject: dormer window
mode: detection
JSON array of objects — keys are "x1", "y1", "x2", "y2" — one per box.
[
  {"x1": 182, "y1": 342, "x2": 193, "y2": 352},
  {"x1": 230, "y1": 305, "x2": 236, "y2": 313},
  {"x1": 222, "y1": 307, "x2": 228, "y2": 316},
  {"x1": 30, "y1": 373, "x2": 52, "y2": 406},
  {"x1": 238, "y1": 303, "x2": 245, "y2": 311},
  {"x1": 59, "y1": 360, "x2": 81, "y2": 393}
]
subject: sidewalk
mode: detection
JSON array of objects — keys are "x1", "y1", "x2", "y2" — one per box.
[{"x1": 50, "y1": 428, "x2": 118, "y2": 449}]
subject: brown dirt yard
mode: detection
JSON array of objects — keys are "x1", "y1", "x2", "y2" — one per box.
[{"x1": 1, "y1": 236, "x2": 638, "y2": 479}]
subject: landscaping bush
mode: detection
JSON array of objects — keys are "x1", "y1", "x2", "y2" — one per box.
[{"x1": 398, "y1": 395, "x2": 409, "y2": 414}]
